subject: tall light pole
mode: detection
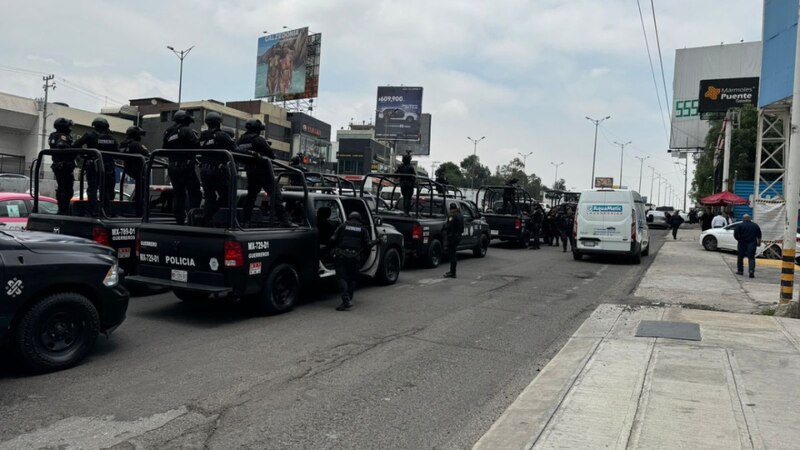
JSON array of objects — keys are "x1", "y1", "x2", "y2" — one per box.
[
  {"x1": 167, "y1": 45, "x2": 195, "y2": 107},
  {"x1": 634, "y1": 155, "x2": 650, "y2": 193},
  {"x1": 586, "y1": 115, "x2": 610, "y2": 188},
  {"x1": 648, "y1": 166, "x2": 656, "y2": 205},
  {"x1": 655, "y1": 172, "x2": 662, "y2": 206},
  {"x1": 518, "y1": 151, "x2": 533, "y2": 171},
  {"x1": 550, "y1": 161, "x2": 564, "y2": 187},
  {"x1": 467, "y1": 136, "x2": 485, "y2": 189},
  {"x1": 430, "y1": 160, "x2": 440, "y2": 178},
  {"x1": 614, "y1": 140, "x2": 631, "y2": 187}
]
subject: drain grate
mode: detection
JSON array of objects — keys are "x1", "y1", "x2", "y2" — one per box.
[{"x1": 635, "y1": 320, "x2": 701, "y2": 341}]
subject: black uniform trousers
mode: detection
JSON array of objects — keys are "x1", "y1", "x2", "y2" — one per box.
[
  {"x1": 561, "y1": 231, "x2": 576, "y2": 251},
  {"x1": 200, "y1": 163, "x2": 230, "y2": 224},
  {"x1": 401, "y1": 184, "x2": 413, "y2": 214},
  {"x1": 447, "y1": 236, "x2": 461, "y2": 275},
  {"x1": 530, "y1": 223, "x2": 541, "y2": 249},
  {"x1": 335, "y1": 254, "x2": 360, "y2": 301},
  {"x1": 168, "y1": 161, "x2": 201, "y2": 225},
  {"x1": 52, "y1": 162, "x2": 75, "y2": 215},
  {"x1": 124, "y1": 161, "x2": 145, "y2": 216},
  {"x1": 85, "y1": 160, "x2": 115, "y2": 216},
  {"x1": 737, "y1": 242, "x2": 757, "y2": 274},
  {"x1": 244, "y1": 163, "x2": 286, "y2": 224}
]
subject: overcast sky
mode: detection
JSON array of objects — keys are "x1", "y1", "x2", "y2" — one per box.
[{"x1": 0, "y1": 0, "x2": 762, "y2": 204}]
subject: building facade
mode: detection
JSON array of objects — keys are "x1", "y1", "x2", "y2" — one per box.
[
  {"x1": 335, "y1": 125, "x2": 392, "y2": 175},
  {"x1": 288, "y1": 112, "x2": 332, "y2": 172}
]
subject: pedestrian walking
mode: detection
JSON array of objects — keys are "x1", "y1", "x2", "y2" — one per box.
[
  {"x1": 734, "y1": 214, "x2": 762, "y2": 278},
  {"x1": 528, "y1": 204, "x2": 544, "y2": 249},
  {"x1": 443, "y1": 203, "x2": 464, "y2": 278},
  {"x1": 669, "y1": 210, "x2": 684, "y2": 240},
  {"x1": 330, "y1": 212, "x2": 376, "y2": 311},
  {"x1": 701, "y1": 207, "x2": 713, "y2": 231},
  {"x1": 560, "y1": 208, "x2": 576, "y2": 252}
]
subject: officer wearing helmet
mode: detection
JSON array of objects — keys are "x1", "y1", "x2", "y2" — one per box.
[
  {"x1": 198, "y1": 111, "x2": 236, "y2": 223},
  {"x1": 48, "y1": 117, "x2": 76, "y2": 215},
  {"x1": 288, "y1": 154, "x2": 308, "y2": 186},
  {"x1": 329, "y1": 211, "x2": 378, "y2": 311},
  {"x1": 119, "y1": 126, "x2": 150, "y2": 216},
  {"x1": 235, "y1": 119, "x2": 288, "y2": 225},
  {"x1": 395, "y1": 151, "x2": 416, "y2": 215},
  {"x1": 74, "y1": 117, "x2": 119, "y2": 216},
  {"x1": 444, "y1": 202, "x2": 464, "y2": 278},
  {"x1": 162, "y1": 110, "x2": 201, "y2": 225}
]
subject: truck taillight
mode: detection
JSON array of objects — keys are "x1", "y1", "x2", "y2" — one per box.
[
  {"x1": 514, "y1": 218, "x2": 522, "y2": 230},
  {"x1": 631, "y1": 211, "x2": 637, "y2": 242},
  {"x1": 412, "y1": 223, "x2": 423, "y2": 240},
  {"x1": 92, "y1": 227, "x2": 111, "y2": 246},
  {"x1": 224, "y1": 241, "x2": 244, "y2": 268}
]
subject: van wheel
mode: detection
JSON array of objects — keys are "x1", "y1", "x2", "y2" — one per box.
[
  {"x1": 631, "y1": 251, "x2": 642, "y2": 264},
  {"x1": 473, "y1": 234, "x2": 489, "y2": 258},
  {"x1": 377, "y1": 247, "x2": 402, "y2": 285},
  {"x1": 15, "y1": 293, "x2": 100, "y2": 372},
  {"x1": 252, "y1": 263, "x2": 299, "y2": 315},
  {"x1": 425, "y1": 239, "x2": 442, "y2": 268},
  {"x1": 642, "y1": 244, "x2": 650, "y2": 257},
  {"x1": 174, "y1": 289, "x2": 210, "y2": 303}
]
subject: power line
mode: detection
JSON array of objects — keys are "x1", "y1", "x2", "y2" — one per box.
[
  {"x1": 635, "y1": 0, "x2": 669, "y2": 139},
  {"x1": 650, "y1": 0, "x2": 671, "y2": 111}
]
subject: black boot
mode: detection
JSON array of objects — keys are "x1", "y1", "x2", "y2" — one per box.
[{"x1": 336, "y1": 297, "x2": 352, "y2": 311}]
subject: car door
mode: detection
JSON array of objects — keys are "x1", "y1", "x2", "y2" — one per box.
[
  {"x1": 458, "y1": 201, "x2": 477, "y2": 248},
  {"x1": 718, "y1": 223, "x2": 739, "y2": 251},
  {"x1": 340, "y1": 197, "x2": 380, "y2": 277}
]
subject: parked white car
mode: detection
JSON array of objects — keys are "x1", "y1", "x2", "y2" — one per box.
[
  {"x1": 646, "y1": 210, "x2": 669, "y2": 228},
  {"x1": 700, "y1": 222, "x2": 800, "y2": 261}
]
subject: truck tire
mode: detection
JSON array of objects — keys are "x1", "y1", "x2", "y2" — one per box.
[
  {"x1": 14, "y1": 292, "x2": 100, "y2": 372},
  {"x1": 642, "y1": 243, "x2": 650, "y2": 257},
  {"x1": 424, "y1": 239, "x2": 443, "y2": 268},
  {"x1": 517, "y1": 230, "x2": 531, "y2": 248},
  {"x1": 174, "y1": 289, "x2": 210, "y2": 303},
  {"x1": 252, "y1": 263, "x2": 299, "y2": 315},
  {"x1": 376, "y1": 247, "x2": 402, "y2": 285},
  {"x1": 473, "y1": 233, "x2": 489, "y2": 258}
]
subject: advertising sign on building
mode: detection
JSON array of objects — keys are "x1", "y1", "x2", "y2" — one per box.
[
  {"x1": 594, "y1": 177, "x2": 614, "y2": 188},
  {"x1": 395, "y1": 113, "x2": 432, "y2": 156},
  {"x1": 254, "y1": 27, "x2": 309, "y2": 99},
  {"x1": 698, "y1": 77, "x2": 759, "y2": 113},
  {"x1": 374, "y1": 86, "x2": 423, "y2": 140}
]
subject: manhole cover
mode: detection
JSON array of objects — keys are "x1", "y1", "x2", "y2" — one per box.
[{"x1": 635, "y1": 320, "x2": 701, "y2": 341}]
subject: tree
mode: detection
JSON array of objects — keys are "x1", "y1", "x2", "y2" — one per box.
[
  {"x1": 552, "y1": 178, "x2": 566, "y2": 191},
  {"x1": 460, "y1": 154, "x2": 491, "y2": 187},
  {"x1": 436, "y1": 161, "x2": 464, "y2": 187}
]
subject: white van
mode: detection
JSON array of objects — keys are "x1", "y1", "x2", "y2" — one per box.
[{"x1": 573, "y1": 189, "x2": 650, "y2": 264}]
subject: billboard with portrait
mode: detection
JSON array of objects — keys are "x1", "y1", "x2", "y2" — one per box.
[
  {"x1": 374, "y1": 86, "x2": 423, "y2": 140},
  {"x1": 254, "y1": 27, "x2": 309, "y2": 99}
]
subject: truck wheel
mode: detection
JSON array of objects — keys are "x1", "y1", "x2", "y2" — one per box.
[
  {"x1": 14, "y1": 292, "x2": 100, "y2": 372},
  {"x1": 253, "y1": 263, "x2": 299, "y2": 315},
  {"x1": 377, "y1": 247, "x2": 402, "y2": 285},
  {"x1": 425, "y1": 239, "x2": 442, "y2": 268},
  {"x1": 642, "y1": 244, "x2": 650, "y2": 257},
  {"x1": 473, "y1": 234, "x2": 489, "y2": 258},
  {"x1": 174, "y1": 289, "x2": 210, "y2": 303},
  {"x1": 517, "y1": 231, "x2": 531, "y2": 248}
]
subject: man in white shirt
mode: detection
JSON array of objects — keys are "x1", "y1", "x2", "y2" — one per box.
[{"x1": 711, "y1": 212, "x2": 728, "y2": 228}]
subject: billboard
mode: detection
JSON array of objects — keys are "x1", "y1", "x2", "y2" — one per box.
[
  {"x1": 394, "y1": 113, "x2": 432, "y2": 156},
  {"x1": 670, "y1": 42, "x2": 761, "y2": 149},
  {"x1": 698, "y1": 77, "x2": 759, "y2": 113},
  {"x1": 254, "y1": 27, "x2": 309, "y2": 99},
  {"x1": 760, "y1": 0, "x2": 796, "y2": 107},
  {"x1": 594, "y1": 177, "x2": 614, "y2": 188},
  {"x1": 374, "y1": 86, "x2": 423, "y2": 140}
]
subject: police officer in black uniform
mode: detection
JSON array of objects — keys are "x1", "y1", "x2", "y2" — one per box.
[
  {"x1": 502, "y1": 178, "x2": 518, "y2": 213},
  {"x1": 163, "y1": 110, "x2": 201, "y2": 225},
  {"x1": 330, "y1": 211, "x2": 376, "y2": 311},
  {"x1": 74, "y1": 117, "x2": 119, "y2": 216},
  {"x1": 48, "y1": 118, "x2": 76, "y2": 215},
  {"x1": 434, "y1": 167, "x2": 448, "y2": 196},
  {"x1": 561, "y1": 207, "x2": 576, "y2": 252},
  {"x1": 528, "y1": 204, "x2": 544, "y2": 249},
  {"x1": 235, "y1": 119, "x2": 288, "y2": 225},
  {"x1": 198, "y1": 112, "x2": 236, "y2": 223},
  {"x1": 444, "y1": 203, "x2": 464, "y2": 278},
  {"x1": 395, "y1": 152, "x2": 416, "y2": 215},
  {"x1": 118, "y1": 126, "x2": 149, "y2": 216}
]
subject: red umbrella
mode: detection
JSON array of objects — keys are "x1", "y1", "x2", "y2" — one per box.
[{"x1": 700, "y1": 191, "x2": 748, "y2": 206}]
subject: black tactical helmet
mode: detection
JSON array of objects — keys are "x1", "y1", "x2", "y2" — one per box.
[
  {"x1": 245, "y1": 119, "x2": 265, "y2": 132},
  {"x1": 53, "y1": 117, "x2": 73, "y2": 131},
  {"x1": 291, "y1": 155, "x2": 301, "y2": 165},
  {"x1": 173, "y1": 110, "x2": 193, "y2": 124},
  {"x1": 205, "y1": 112, "x2": 223, "y2": 127},
  {"x1": 91, "y1": 117, "x2": 110, "y2": 130},
  {"x1": 348, "y1": 211, "x2": 362, "y2": 222},
  {"x1": 126, "y1": 126, "x2": 146, "y2": 137},
  {"x1": 402, "y1": 153, "x2": 412, "y2": 164}
]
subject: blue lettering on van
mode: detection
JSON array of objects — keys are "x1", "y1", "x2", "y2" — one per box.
[{"x1": 587, "y1": 204, "x2": 624, "y2": 214}]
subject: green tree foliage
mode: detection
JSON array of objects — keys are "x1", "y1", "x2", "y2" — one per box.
[
  {"x1": 459, "y1": 154, "x2": 492, "y2": 187},
  {"x1": 691, "y1": 105, "x2": 757, "y2": 202},
  {"x1": 434, "y1": 156, "x2": 547, "y2": 199},
  {"x1": 552, "y1": 178, "x2": 567, "y2": 191},
  {"x1": 435, "y1": 161, "x2": 464, "y2": 186}
]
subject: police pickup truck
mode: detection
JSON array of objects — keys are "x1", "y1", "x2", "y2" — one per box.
[
  {"x1": 477, "y1": 185, "x2": 536, "y2": 247},
  {"x1": 363, "y1": 173, "x2": 490, "y2": 268},
  {"x1": 127, "y1": 149, "x2": 404, "y2": 315},
  {"x1": 0, "y1": 230, "x2": 128, "y2": 372},
  {"x1": 26, "y1": 149, "x2": 157, "y2": 279}
]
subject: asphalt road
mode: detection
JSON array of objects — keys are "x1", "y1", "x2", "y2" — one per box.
[{"x1": 0, "y1": 231, "x2": 666, "y2": 449}]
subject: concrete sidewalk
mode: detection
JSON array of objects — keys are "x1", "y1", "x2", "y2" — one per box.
[{"x1": 474, "y1": 228, "x2": 800, "y2": 449}]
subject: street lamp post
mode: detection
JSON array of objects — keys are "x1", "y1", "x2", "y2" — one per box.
[
  {"x1": 655, "y1": 172, "x2": 662, "y2": 206},
  {"x1": 614, "y1": 140, "x2": 631, "y2": 187},
  {"x1": 467, "y1": 136, "x2": 485, "y2": 189},
  {"x1": 167, "y1": 45, "x2": 195, "y2": 107},
  {"x1": 648, "y1": 166, "x2": 656, "y2": 205},
  {"x1": 550, "y1": 161, "x2": 564, "y2": 187},
  {"x1": 586, "y1": 115, "x2": 610, "y2": 188},
  {"x1": 518, "y1": 151, "x2": 533, "y2": 171},
  {"x1": 634, "y1": 155, "x2": 650, "y2": 193}
]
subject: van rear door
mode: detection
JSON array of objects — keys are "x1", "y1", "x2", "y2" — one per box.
[{"x1": 577, "y1": 190, "x2": 633, "y2": 252}]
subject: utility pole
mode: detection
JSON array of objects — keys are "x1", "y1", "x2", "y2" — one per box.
[
  {"x1": 167, "y1": 45, "x2": 194, "y2": 107},
  {"x1": 649, "y1": 166, "x2": 656, "y2": 205},
  {"x1": 518, "y1": 151, "x2": 533, "y2": 171},
  {"x1": 634, "y1": 155, "x2": 650, "y2": 193},
  {"x1": 586, "y1": 115, "x2": 610, "y2": 188},
  {"x1": 550, "y1": 161, "x2": 564, "y2": 187},
  {"x1": 467, "y1": 136, "x2": 485, "y2": 189},
  {"x1": 614, "y1": 140, "x2": 631, "y2": 187},
  {"x1": 779, "y1": 6, "x2": 800, "y2": 313},
  {"x1": 655, "y1": 173, "x2": 662, "y2": 206},
  {"x1": 40, "y1": 75, "x2": 55, "y2": 150},
  {"x1": 722, "y1": 111, "x2": 733, "y2": 192},
  {"x1": 680, "y1": 157, "x2": 689, "y2": 211},
  {"x1": 430, "y1": 160, "x2": 440, "y2": 178}
]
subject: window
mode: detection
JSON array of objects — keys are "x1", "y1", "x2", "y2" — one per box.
[
  {"x1": 37, "y1": 200, "x2": 59, "y2": 215},
  {"x1": 314, "y1": 199, "x2": 344, "y2": 223},
  {"x1": 0, "y1": 199, "x2": 29, "y2": 218},
  {"x1": 459, "y1": 202, "x2": 474, "y2": 221}
]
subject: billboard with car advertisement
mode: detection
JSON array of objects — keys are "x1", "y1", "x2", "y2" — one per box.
[
  {"x1": 374, "y1": 86, "x2": 423, "y2": 140},
  {"x1": 254, "y1": 27, "x2": 309, "y2": 99}
]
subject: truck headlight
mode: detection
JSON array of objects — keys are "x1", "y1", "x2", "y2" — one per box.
[{"x1": 103, "y1": 261, "x2": 119, "y2": 287}]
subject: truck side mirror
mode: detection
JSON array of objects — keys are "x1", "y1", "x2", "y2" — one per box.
[{"x1": 375, "y1": 216, "x2": 382, "y2": 226}]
